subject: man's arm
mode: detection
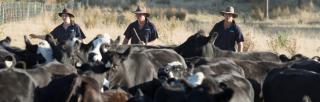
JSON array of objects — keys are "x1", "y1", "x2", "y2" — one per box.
[
  {"x1": 237, "y1": 42, "x2": 243, "y2": 52},
  {"x1": 29, "y1": 34, "x2": 46, "y2": 40},
  {"x1": 122, "y1": 38, "x2": 129, "y2": 45}
]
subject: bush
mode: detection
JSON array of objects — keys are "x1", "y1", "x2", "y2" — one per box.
[
  {"x1": 267, "y1": 32, "x2": 298, "y2": 56},
  {"x1": 243, "y1": 32, "x2": 255, "y2": 52},
  {"x1": 164, "y1": 8, "x2": 187, "y2": 20}
]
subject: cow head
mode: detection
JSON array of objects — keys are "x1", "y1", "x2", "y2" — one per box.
[
  {"x1": 0, "y1": 36, "x2": 11, "y2": 47},
  {"x1": 0, "y1": 49, "x2": 16, "y2": 69},
  {"x1": 87, "y1": 33, "x2": 111, "y2": 62},
  {"x1": 158, "y1": 61, "x2": 187, "y2": 81},
  {"x1": 187, "y1": 77, "x2": 234, "y2": 102},
  {"x1": 174, "y1": 30, "x2": 211, "y2": 58},
  {"x1": 24, "y1": 35, "x2": 48, "y2": 65},
  {"x1": 312, "y1": 56, "x2": 320, "y2": 62}
]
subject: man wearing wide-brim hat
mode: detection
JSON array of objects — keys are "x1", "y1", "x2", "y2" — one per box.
[
  {"x1": 29, "y1": 8, "x2": 86, "y2": 44},
  {"x1": 209, "y1": 6, "x2": 244, "y2": 52},
  {"x1": 122, "y1": 6, "x2": 159, "y2": 45}
]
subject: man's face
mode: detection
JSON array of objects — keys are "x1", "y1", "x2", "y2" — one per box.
[
  {"x1": 224, "y1": 13, "x2": 234, "y2": 22},
  {"x1": 61, "y1": 14, "x2": 71, "y2": 23},
  {"x1": 136, "y1": 13, "x2": 146, "y2": 22}
]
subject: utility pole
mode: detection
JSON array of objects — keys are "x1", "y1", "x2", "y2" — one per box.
[{"x1": 266, "y1": 0, "x2": 269, "y2": 20}]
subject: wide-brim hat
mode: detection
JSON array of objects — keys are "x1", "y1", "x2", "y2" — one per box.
[
  {"x1": 220, "y1": 6, "x2": 238, "y2": 18},
  {"x1": 132, "y1": 6, "x2": 150, "y2": 17},
  {"x1": 58, "y1": 8, "x2": 75, "y2": 18}
]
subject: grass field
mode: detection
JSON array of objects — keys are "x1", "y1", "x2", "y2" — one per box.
[{"x1": 0, "y1": 5, "x2": 319, "y2": 58}]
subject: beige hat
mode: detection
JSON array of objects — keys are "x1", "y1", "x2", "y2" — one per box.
[
  {"x1": 132, "y1": 6, "x2": 150, "y2": 17},
  {"x1": 220, "y1": 6, "x2": 238, "y2": 18}
]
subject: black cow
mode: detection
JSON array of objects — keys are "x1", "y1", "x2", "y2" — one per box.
[
  {"x1": 279, "y1": 54, "x2": 320, "y2": 73},
  {"x1": 102, "y1": 45, "x2": 187, "y2": 89},
  {"x1": 175, "y1": 30, "x2": 280, "y2": 62},
  {"x1": 209, "y1": 73, "x2": 254, "y2": 102},
  {"x1": 186, "y1": 57, "x2": 245, "y2": 77},
  {"x1": 0, "y1": 51, "x2": 31, "y2": 102},
  {"x1": 153, "y1": 75, "x2": 234, "y2": 102},
  {"x1": 0, "y1": 36, "x2": 49, "y2": 68},
  {"x1": 263, "y1": 68, "x2": 320, "y2": 102},
  {"x1": 279, "y1": 54, "x2": 309, "y2": 62},
  {"x1": 45, "y1": 34, "x2": 111, "y2": 66},
  {"x1": 186, "y1": 57, "x2": 286, "y2": 102},
  {"x1": 0, "y1": 67, "x2": 36, "y2": 102}
]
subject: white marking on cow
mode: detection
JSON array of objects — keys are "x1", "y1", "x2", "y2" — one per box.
[
  {"x1": 167, "y1": 61, "x2": 182, "y2": 67},
  {"x1": 187, "y1": 72, "x2": 205, "y2": 87},
  {"x1": 5, "y1": 60, "x2": 13, "y2": 68},
  {"x1": 89, "y1": 33, "x2": 111, "y2": 62},
  {"x1": 104, "y1": 61, "x2": 112, "y2": 68},
  {"x1": 37, "y1": 40, "x2": 53, "y2": 63},
  {"x1": 75, "y1": 62, "x2": 82, "y2": 67},
  {"x1": 101, "y1": 78, "x2": 110, "y2": 92},
  {"x1": 169, "y1": 71, "x2": 175, "y2": 79}
]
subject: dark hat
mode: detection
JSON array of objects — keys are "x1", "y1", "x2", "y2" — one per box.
[
  {"x1": 132, "y1": 6, "x2": 150, "y2": 17},
  {"x1": 220, "y1": 6, "x2": 238, "y2": 18},
  {"x1": 58, "y1": 8, "x2": 74, "y2": 18}
]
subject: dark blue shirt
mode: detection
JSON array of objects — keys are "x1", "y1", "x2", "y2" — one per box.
[
  {"x1": 209, "y1": 20, "x2": 244, "y2": 51},
  {"x1": 124, "y1": 19, "x2": 158, "y2": 44},
  {"x1": 50, "y1": 23, "x2": 86, "y2": 44}
]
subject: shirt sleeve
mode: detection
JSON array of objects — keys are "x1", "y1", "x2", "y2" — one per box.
[
  {"x1": 124, "y1": 24, "x2": 133, "y2": 39},
  {"x1": 235, "y1": 25, "x2": 244, "y2": 43},
  {"x1": 209, "y1": 23, "x2": 219, "y2": 36},
  {"x1": 75, "y1": 24, "x2": 86, "y2": 39},
  {"x1": 148, "y1": 23, "x2": 159, "y2": 42},
  {"x1": 50, "y1": 26, "x2": 59, "y2": 39}
]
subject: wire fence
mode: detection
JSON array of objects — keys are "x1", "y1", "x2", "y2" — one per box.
[{"x1": 0, "y1": 1, "x2": 80, "y2": 25}]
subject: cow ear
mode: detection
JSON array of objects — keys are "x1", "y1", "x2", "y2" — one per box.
[
  {"x1": 74, "y1": 40, "x2": 81, "y2": 49},
  {"x1": 15, "y1": 61, "x2": 27, "y2": 69},
  {"x1": 111, "y1": 36, "x2": 121, "y2": 45},
  {"x1": 209, "y1": 32, "x2": 218, "y2": 43},
  {"x1": 24, "y1": 35, "x2": 32, "y2": 46},
  {"x1": 5, "y1": 36, "x2": 11, "y2": 43}
]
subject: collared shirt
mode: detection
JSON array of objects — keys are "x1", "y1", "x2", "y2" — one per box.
[
  {"x1": 123, "y1": 19, "x2": 158, "y2": 44},
  {"x1": 209, "y1": 20, "x2": 244, "y2": 51},
  {"x1": 50, "y1": 23, "x2": 86, "y2": 44}
]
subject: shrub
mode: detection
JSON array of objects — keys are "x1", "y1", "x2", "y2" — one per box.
[
  {"x1": 267, "y1": 32, "x2": 298, "y2": 55},
  {"x1": 243, "y1": 31, "x2": 255, "y2": 52}
]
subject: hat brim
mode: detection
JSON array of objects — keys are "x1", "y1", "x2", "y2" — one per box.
[
  {"x1": 133, "y1": 11, "x2": 150, "y2": 17},
  {"x1": 58, "y1": 13, "x2": 75, "y2": 18},
  {"x1": 220, "y1": 11, "x2": 238, "y2": 18}
]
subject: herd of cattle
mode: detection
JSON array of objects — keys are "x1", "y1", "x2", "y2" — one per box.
[{"x1": 0, "y1": 30, "x2": 319, "y2": 102}]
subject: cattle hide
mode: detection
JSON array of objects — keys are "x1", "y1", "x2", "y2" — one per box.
[
  {"x1": 102, "y1": 46, "x2": 187, "y2": 89},
  {"x1": 209, "y1": 73, "x2": 254, "y2": 102},
  {"x1": 175, "y1": 30, "x2": 280, "y2": 62},
  {"x1": 0, "y1": 68, "x2": 35, "y2": 102},
  {"x1": 263, "y1": 68, "x2": 320, "y2": 102},
  {"x1": 187, "y1": 57, "x2": 245, "y2": 77}
]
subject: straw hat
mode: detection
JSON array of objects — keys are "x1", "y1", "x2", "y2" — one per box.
[
  {"x1": 132, "y1": 6, "x2": 150, "y2": 17},
  {"x1": 58, "y1": 8, "x2": 75, "y2": 18},
  {"x1": 220, "y1": 6, "x2": 238, "y2": 18}
]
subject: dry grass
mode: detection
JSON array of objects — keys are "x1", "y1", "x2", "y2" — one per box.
[{"x1": 0, "y1": 6, "x2": 319, "y2": 57}]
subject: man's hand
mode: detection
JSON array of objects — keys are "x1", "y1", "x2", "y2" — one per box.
[
  {"x1": 29, "y1": 34, "x2": 38, "y2": 39},
  {"x1": 139, "y1": 41, "x2": 146, "y2": 45}
]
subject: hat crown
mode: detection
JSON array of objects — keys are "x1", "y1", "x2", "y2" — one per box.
[
  {"x1": 62, "y1": 8, "x2": 70, "y2": 13},
  {"x1": 225, "y1": 6, "x2": 235, "y2": 13},
  {"x1": 59, "y1": 8, "x2": 74, "y2": 17},
  {"x1": 135, "y1": 6, "x2": 147, "y2": 13}
]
